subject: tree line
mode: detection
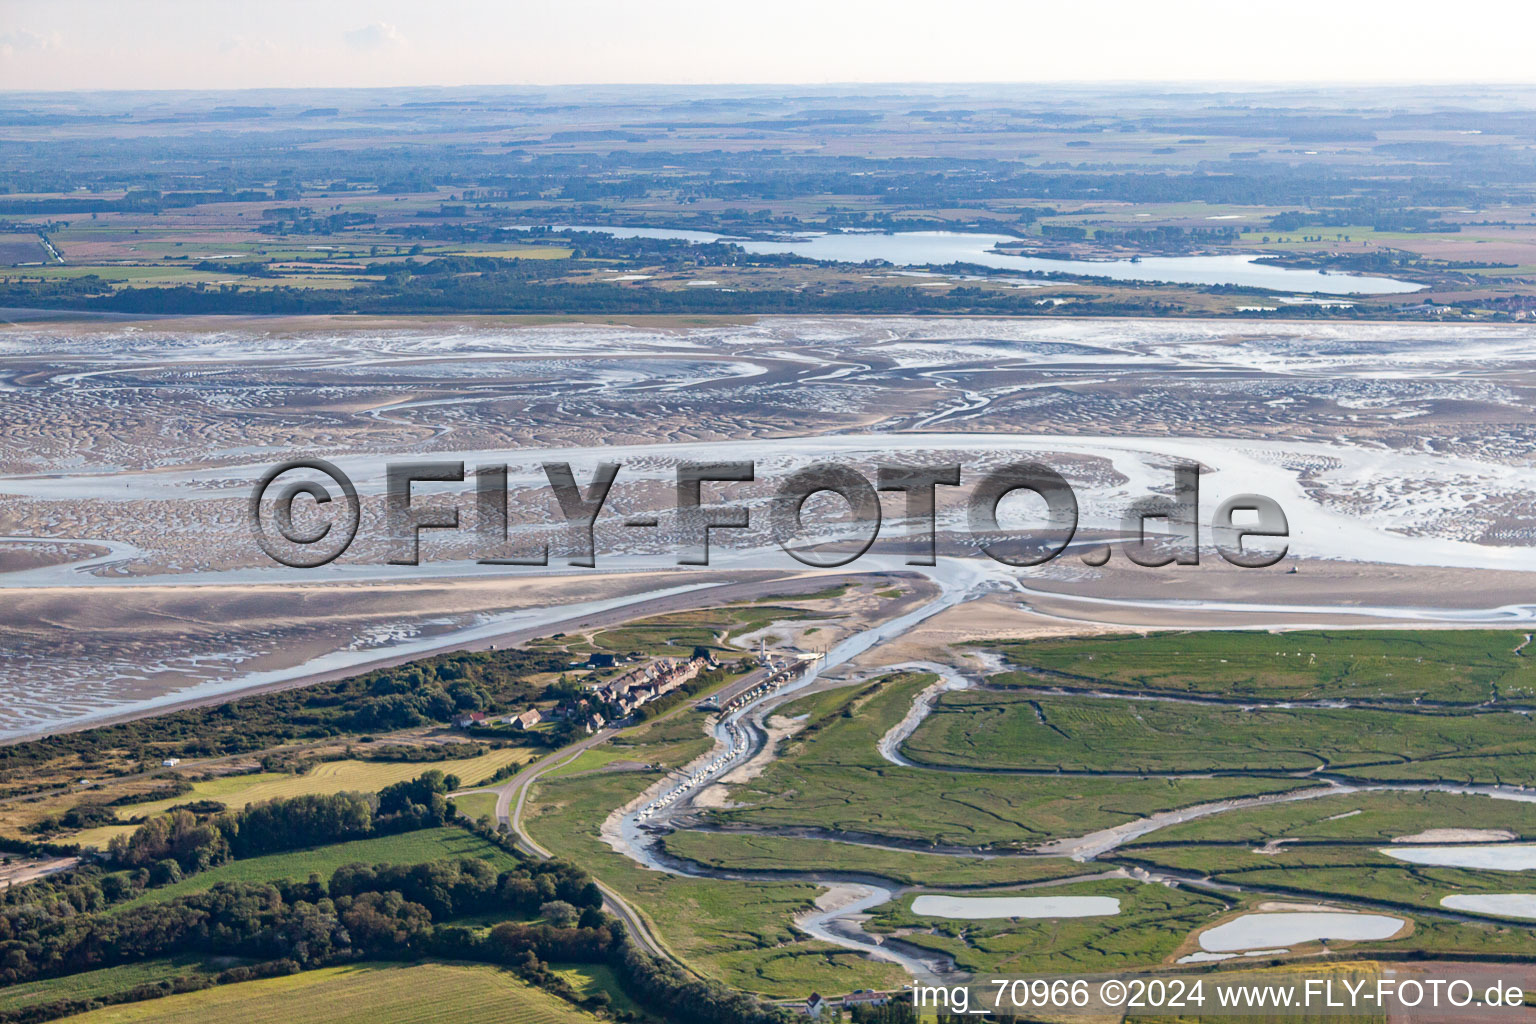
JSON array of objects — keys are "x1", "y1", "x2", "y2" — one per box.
[{"x1": 0, "y1": 646, "x2": 564, "y2": 790}]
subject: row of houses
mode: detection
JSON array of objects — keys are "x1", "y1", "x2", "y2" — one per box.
[
  {"x1": 450, "y1": 653, "x2": 713, "y2": 737},
  {"x1": 453, "y1": 705, "x2": 586, "y2": 732},
  {"x1": 589, "y1": 654, "x2": 711, "y2": 717}
]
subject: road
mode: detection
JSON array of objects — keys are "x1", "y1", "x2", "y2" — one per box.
[
  {"x1": 478, "y1": 658, "x2": 807, "y2": 969},
  {"x1": 471, "y1": 727, "x2": 684, "y2": 968},
  {"x1": 4, "y1": 569, "x2": 856, "y2": 745}
]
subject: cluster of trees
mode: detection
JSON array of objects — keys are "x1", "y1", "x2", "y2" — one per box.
[
  {"x1": 330, "y1": 858, "x2": 598, "y2": 921},
  {"x1": 0, "y1": 855, "x2": 609, "y2": 986},
  {"x1": 611, "y1": 940, "x2": 789, "y2": 1024},
  {"x1": 1090, "y1": 225, "x2": 1241, "y2": 247},
  {"x1": 0, "y1": 646, "x2": 563, "y2": 784},
  {"x1": 20, "y1": 269, "x2": 1465, "y2": 320},
  {"x1": 349, "y1": 741, "x2": 488, "y2": 763},
  {"x1": 1268, "y1": 207, "x2": 1461, "y2": 234},
  {"x1": 0, "y1": 844, "x2": 790, "y2": 1024},
  {"x1": 0, "y1": 190, "x2": 275, "y2": 215},
  {"x1": 264, "y1": 211, "x2": 377, "y2": 235},
  {"x1": 107, "y1": 771, "x2": 456, "y2": 877},
  {"x1": 0, "y1": 273, "x2": 1190, "y2": 319}
]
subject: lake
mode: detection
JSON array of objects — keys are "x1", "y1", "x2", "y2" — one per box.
[
  {"x1": 910, "y1": 894, "x2": 1121, "y2": 920},
  {"x1": 1383, "y1": 844, "x2": 1536, "y2": 870},
  {"x1": 531, "y1": 224, "x2": 1423, "y2": 296},
  {"x1": 1199, "y1": 911, "x2": 1405, "y2": 952},
  {"x1": 1441, "y1": 893, "x2": 1536, "y2": 918}
]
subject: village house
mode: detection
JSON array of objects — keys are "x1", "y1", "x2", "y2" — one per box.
[
  {"x1": 800, "y1": 993, "x2": 825, "y2": 1018},
  {"x1": 509, "y1": 709, "x2": 542, "y2": 730},
  {"x1": 453, "y1": 711, "x2": 486, "y2": 728}
]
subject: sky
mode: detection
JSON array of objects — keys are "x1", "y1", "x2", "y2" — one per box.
[{"x1": 3, "y1": 0, "x2": 1536, "y2": 91}]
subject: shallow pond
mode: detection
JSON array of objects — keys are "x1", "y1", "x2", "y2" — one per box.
[
  {"x1": 1381, "y1": 844, "x2": 1536, "y2": 870},
  {"x1": 1199, "y1": 912, "x2": 1405, "y2": 952},
  {"x1": 910, "y1": 894, "x2": 1121, "y2": 920},
  {"x1": 1441, "y1": 893, "x2": 1536, "y2": 918}
]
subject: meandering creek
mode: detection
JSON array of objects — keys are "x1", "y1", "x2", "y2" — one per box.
[{"x1": 592, "y1": 571, "x2": 1536, "y2": 981}]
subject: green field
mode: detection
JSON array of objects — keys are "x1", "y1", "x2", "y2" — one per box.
[
  {"x1": 53, "y1": 962, "x2": 600, "y2": 1024},
  {"x1": 452, "y1": 790, "x2": 499, "y2": 822},
  {"x1": 0, "y1": 956, "x2": 238, "y2": 1015},
  {"x1": 1123, "y1": 790, "x2": 1536, "y2": 845},
  {"x1": 903, "y1": 690, "x2": 1536, "y2": 783},
  {"x1": 1119, "y1": 841, "x2": 1536, "y2": 917},
  {"x1": 119, "y1": 827, "x2": 518, "y2": 908},
  {"x1": 662, "y1": 830, "x2": 1086, "y2": 888},
  {"x1": 987, "y1": 630, "x2": 1536, "y2": 704},
  {"x1": 70, "y1": 748, "x2": 535, "y2": 848},
  {"x1": 540, "y1": 746, "x2": 641, "y2": 779},
  {"x1": 549, "y1": 963, "x2": 645, "y2": 1015},
  {"x1": 523, "y1": 712, "x2": 908, "y2": 997},
  {"x1": 865, "y1": 878, "x2": 1228, "y2": 974},
  {"x1": 710, "y1": 673, "x2": 1311, "y2": 847},
  {"x1": 587, "y1": 601, "x2": 824, "y2": 658}
]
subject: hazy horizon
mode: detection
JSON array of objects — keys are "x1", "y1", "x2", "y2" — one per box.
[{"x1": 4, "y1": 0, "x2": 1536, "y2": 91}]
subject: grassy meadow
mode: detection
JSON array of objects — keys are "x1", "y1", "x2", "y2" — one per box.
[
  {"x1": 988, "y1": 630, "x2": 1535, "y2": 704},
  {"x1": 903, "y1": 690, "x2": 1536, "y2": 783},
  {"x1": 69, "y1": 748, "x2": 534, "y2": 848},
  {"x1": 117, "y1": 827, "x2": 517, "y2": 908},
  {"x1": 523, "y1": 712, "x2": 909, "y2": 997},
  {"x1": 710, "y1": 673, "x2": 1311, "y2": 847},
  {"x1": 661, "y1": 830, "x2": 1086, "y2": 889},
  {"x1": 865, "y1": 877, "x2": 1228, "y2": 975}
]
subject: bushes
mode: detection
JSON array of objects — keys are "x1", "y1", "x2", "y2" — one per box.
[
  {"x1": 0, "y1": 647, "x2": 563, "y2": 778},
  {"x1": 108, "y1": 772, "x2": 457, "y2": 877},
  {"x1": 0, "y1": 853, "x2": 614, "y2": 988},
  {"x1": 108, "y1": 810, "x2": 227, "y2": 873},
  {"x1": 226, "y1": 793, "x2": 376, "y2": 859},
  {"x1": 0, "y1": 838, "x2": 788, "y2": 1024},
  {"x1": 613, "y1": 940, "x2": 789, "y2": 1024}
]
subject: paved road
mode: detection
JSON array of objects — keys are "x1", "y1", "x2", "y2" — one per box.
[
  {"x1": 479, "y1": 728, "x2": 685, "y2": 967},
  {"x1": 6, "y1": 570, "x2": 845, "y2": 745},
  {"x1": 458, "y1": 569, "x2": 896, "y2": 970}
]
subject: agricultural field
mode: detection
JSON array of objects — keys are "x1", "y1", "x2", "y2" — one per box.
[
  {"x1": 985, "y1": 630, "x2": 1536, "y2": 704},
  {"x1": 68, "y1": 747, "x2": 534, "y2": 848},
  {"x1": 902, "y1": 691, "x2": 1536, "y2": 783},
  {"x1": 1123, "y1": 963, "x2": 1388, "y2": 1024},
  {"x1": 50, "y1": 962, "x2": 604, "y2": 1024},
  {"x1": 709, "y1": 673, "x2": 1310, "y2": 848},
  {"x1": 117, "y1": 826, "x2": 517, "y2": 908},
  {"x1": 0, "y1": 956, "x2": 239, "y2": 1016},
  {"x1": 0, "y1": 232, "x2": 46, "y2": 265}
]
